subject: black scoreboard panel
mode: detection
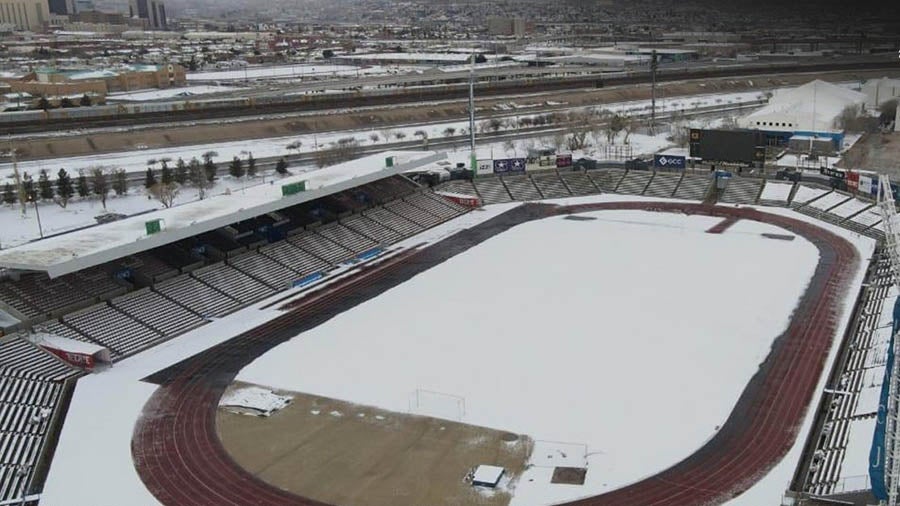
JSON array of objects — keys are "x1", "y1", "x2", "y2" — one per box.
[{"x1": 689, "y1": 129, "x2": 766, "y2": 164}]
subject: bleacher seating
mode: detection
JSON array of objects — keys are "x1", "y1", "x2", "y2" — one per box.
[
  {"x1": 0, "y1": 336, "x2": 78, "y2": 382},
  {"x1": 259, "y1": 240, "x2": 330, "y2": 275},
  {"x1": 615, "y1": 171, "x2": 653, "y2": 195},
  {"x1": 341, "y1": 214, "x2": 403, "y2": 244},
  {"x1": 111, "y1": 288, "x2": 205, "y2": 338},
  {"x1": 195, "y1": 230, "x2": 247, "y2": 258},
  {"x1": 191, "y1": 263, "x2": 276, "y2": 305},
  {"x1": 473, "y1": 178, "x2": 513, "y2": 204},
  {"x1": 434, "y1": 179, "x2": 478, "y2": 197},
  {"x1": 559, "y1": 172, "x2": 599, "y2": 196},
  {"x1": 289, "y1": 232, "x2": 354, "y2": 265},
  {"x1": 673, "y1": 173, "x2": 711, "y2": 200},
  {"x1": 364, "y1": 207, "x2": 424, "y2": 237},
  {"x1": 404, "y1": 192, "x2": 466, "y2": 220},
  {"x1": 643, "y1": 172, "x2": 682, "y2": 198},
  {"x1": 719, "y1": 178, "x2": 762, "y2": 204},
  {"x1": 530, "y1": 173, "x2": 571, "y2": 199},
  {"x1": 154, "y1": 274, "x2": 240, "y2": 319},
  {"x1": 502, "y1": 176, "x2": 543, "y2": 201},
  {"x1": 588, "y1": 169, "x2": 626, "y2": 192},
  {"x1": 315, "y1": 224, "x2": 379, "y2": 253},
  {"x1": 33, "y1": 321, "x2": 93, "y2": 349},
  {"x1": 227, "y1": 252, "x2": 301, "y2": 290},
  {"x1": 0, "y1": 371, "x2": 64, "y2": 502},
  {"x1": 63, "y1": 304, "x2": 162, "y2": 358},
  {"x1": 121, "y1": 252, "x2": 178, "y2": 283},
  {"x1": 384, "y1": 200, "x2": 443, "y2": 228}
]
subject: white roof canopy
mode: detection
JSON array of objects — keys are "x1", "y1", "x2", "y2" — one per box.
[{"x1": 0, "y1": 151, "x2": 443, "y2": 278}]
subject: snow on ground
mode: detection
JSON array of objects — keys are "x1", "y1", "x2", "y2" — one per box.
[
  {"x1": 0, "y1": 151, "x2": 438, "y2": 275},
  {"x1": 38, "y1": 202, "x2": 516, "y2": 506},
  {"x1": 792, "y1": 185, "x2": 830, "y2": 205},
  {"x1": 809, "y1": 191, "x2": 851, "y2": 210},
  {"x1": 760, "y1": 181, "x2": 794, "y2": 202},
  {"x1": 219, "y1": 386, "x2": 293, "y2": 416},
  {"x1": 837, "y1": 417, "x2": 876, "y2": 493},
  {"x1": 186, "y1": 63, "x2": 393, "y2": 82},
  {"x1": 39, "y1": 298, "x2": 290, "y2": 506},
  {"x1": 237, "y1": 203, "x2": 821, "y2": 505},
  {"x1": 830, "y1": 197, "x2": 873, "y2": 219},
  {"x1": 107, "y1": 85, "x2": 242, "y2": 102},
  {"x1": 723, "y1": 204, "x2": 875, "y2": 506}
]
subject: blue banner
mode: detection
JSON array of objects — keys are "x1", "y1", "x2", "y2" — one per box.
[
  {"x1": 357, "y1": 247, "x2": 383, "y2": 261},
  {"x1": 870, "y1": 296, "x2": 900, "y2": 500},
  {"x1": 292, "y1": 272, "x2": 324, "y2": 288},
  {"x1": 493, "y1": 158, "x2": 526, "y2": 174},
  {"x1": 654, "y1": 154, "x2": 686, "y2": 169}
]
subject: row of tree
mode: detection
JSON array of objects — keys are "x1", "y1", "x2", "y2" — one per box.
[{"x1": 1, "y1": 168, "x2": 123, "y2": 210}]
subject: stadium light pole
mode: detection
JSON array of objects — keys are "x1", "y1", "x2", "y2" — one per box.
[{"x1": 468, "y1": 51, "x2": 477, "y2": 179}]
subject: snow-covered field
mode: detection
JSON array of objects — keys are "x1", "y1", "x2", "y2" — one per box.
[
  {"x1": 107, "y1": 85, "x2": 242, "y2": 102},
  {"x1": 237, "y1": 207, "x2": 822, "y2": 505}
]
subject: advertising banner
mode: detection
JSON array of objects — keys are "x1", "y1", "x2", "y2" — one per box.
[
  {"x1": 869, "y1": 297, "x2": 900, "y2": 500},
  {"x1": 494, "y1": 158, "x2": 526, "y2": 174},
  {"x1": 847, "y1": 171, "x2": 860, "y2": 191},
  {"x1": 556, "y1": 154, "x2": 573, "y2": 168},
  {"x1": 476, "y1": 159, "x2": 494, "y2": 176},
  {"x1": 860, "y1": 175, "x2": 873, "y2": 196},
  {"x1": 653, "y1": 154, "x2": 686, "y2": 170}
]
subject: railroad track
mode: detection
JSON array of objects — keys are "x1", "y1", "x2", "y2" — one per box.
[
  {"x1": 10, "y1": 57, "x2": 896, "y2": 135},
  {"x1": 131, "y1": 201, "x2": 859, "y2": 506}
]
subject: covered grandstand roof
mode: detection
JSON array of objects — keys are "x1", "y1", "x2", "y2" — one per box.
[{"x1": 0, "y1": 151, "x2": 443, "y2": 278}]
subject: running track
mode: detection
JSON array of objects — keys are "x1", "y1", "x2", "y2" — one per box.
[{"x1": 132, "y1": 201, "x2": 859, "y2": 506}]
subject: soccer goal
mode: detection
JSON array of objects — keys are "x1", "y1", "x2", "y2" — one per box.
[{"x1": 408, "y1": 389, "x2": 466, "y2": 421}]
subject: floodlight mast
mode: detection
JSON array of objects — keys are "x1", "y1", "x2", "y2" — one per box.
[
  {"x1": 878, "y1": 175, "x2": 900, "y2": 506},
  {"x1": 469, "y1": 53, "x2": 477, "y2": 178}
]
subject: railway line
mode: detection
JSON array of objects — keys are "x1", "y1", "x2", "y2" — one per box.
[
  {"x1": 6, "y1": 56, "x2": 896, "y2": 135},
  {"x1": 131, "y1": 201, "x2": 859, "y2": 506}
]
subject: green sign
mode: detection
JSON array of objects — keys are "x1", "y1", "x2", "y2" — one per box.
[
  {"x1": 385, "y1": 156, "x2": 394, "y2": 167},
  {"x1": 145, "y1": 219, "x2": 162, "y2": 235},
  {"x1": 281, "y1": 181, "x2": 307, "y2": 196}
]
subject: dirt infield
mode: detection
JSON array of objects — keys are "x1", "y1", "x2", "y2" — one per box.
[
  {"x1": 132, "y1": 201, "x2": 859, "y2": 506},
  {"x1": 217, "y1": 384, "x2": 530, "y2": 506},
  {"x1": 16, "y1": 69, "x2": 898, "y2": 161}
]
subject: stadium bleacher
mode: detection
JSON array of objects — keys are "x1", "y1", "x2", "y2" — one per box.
[
  {"x1": 530, "y1": 172, "x2": 571, "y2": 199},
  {"x1": 502, "y1": 175, "x2": 543, "y2": 201}
]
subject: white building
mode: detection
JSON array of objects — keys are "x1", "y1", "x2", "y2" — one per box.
[
  {"x1": 862, "y1": 77, "x2": 900, "y2": 109},
  {"x1": 738, "y1": 80, "x2": 866, "y2": 136}
]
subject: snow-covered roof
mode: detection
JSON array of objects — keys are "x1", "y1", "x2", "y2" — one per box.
[
  {"x1": 29, "y1": 332, "x2": 107, "y2": 355},
  {"x1": 0, "y1": 151, "x2": 443, "y2": 278},
  {"x1": 472, "y1": 465, "x2": 504, "y2": 487},
  {"x1": 740, "y1": 80, "x2": 866, "y2": 132}
]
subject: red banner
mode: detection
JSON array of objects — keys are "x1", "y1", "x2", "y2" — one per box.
[{"x1": 40, "y1": 345, "x2": 96, "y2": 370}]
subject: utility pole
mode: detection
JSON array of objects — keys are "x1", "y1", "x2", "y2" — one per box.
[
  {"x1": 6, "y1": 139, "x2": 26, "y2": 216},
  {"x1": 468, "y1": 51, "x2": 477, "y2": 178},
  {"x1": 650, "y1": 49, "x2": 658, "y2": 135}
]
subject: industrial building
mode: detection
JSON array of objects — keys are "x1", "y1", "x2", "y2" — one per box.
[
  {"x1": 738, "y1": 79, "x2": 866, "y2": 149},
  {"x1": 0, "y1": 0, "x2": 50, "y2": 31},
  {"x1": 863, "y1": 77, "x2": 900, "y2": 109}
]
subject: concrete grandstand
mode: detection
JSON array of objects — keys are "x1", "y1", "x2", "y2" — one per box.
[{"x1": 0, "y1": 155, "x2": 891, "y2": 505}]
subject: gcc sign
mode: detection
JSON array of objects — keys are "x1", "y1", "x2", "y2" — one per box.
[{"x1": 653, "y1": 154, "x2": 686, "y2": 170}]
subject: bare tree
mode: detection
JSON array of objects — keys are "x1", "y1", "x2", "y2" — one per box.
[
  {"x1": 442, "y1": 127, "x2": 456, "y2": 137},
  {"x1": 149, "y1": 182, "x2": 179, "y2": 208},
  {"x1": 90, "y1": 168, "x2": 109, "y2": 209},
  {"x1": 368, "y1": 133, "x2": 380, "y2": 143},
  {"x1": 393, "y1": 131, "x2": 407, "y2": 141}
]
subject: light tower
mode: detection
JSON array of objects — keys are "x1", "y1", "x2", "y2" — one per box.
[
  {"x1": 468, "y1": 51, "x2": 477, "y2": 178},
  {"x1": 875, "y1": 175, "x2": 900, "y2": 506}
]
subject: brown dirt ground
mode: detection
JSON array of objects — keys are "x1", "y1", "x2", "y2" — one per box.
[
  {"x1": 14, "y1": 69, "x2": 899, "y2": 161},
  {"x1": 217, "y1": 382, "x2": 533, "y2": 506},
  {"x1": 839, "y1": 131, "x2": 900, "y2": 176}
]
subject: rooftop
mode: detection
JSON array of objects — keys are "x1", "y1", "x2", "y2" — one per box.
[{"x1": 0, "y1": 151, "x2": 443, "y2": 278}]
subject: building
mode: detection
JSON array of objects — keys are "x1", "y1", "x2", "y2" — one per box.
[
  {"x1": 486, "y1": 17, "x2": 530, "y2": 37},
  {"x1": 862, "y1": 77, "x2": 900, "y2": 109},
  {"x1": 0, "y1": 0, "x2": 50, "y2": 31},
  {"x1": 128, "y1": 0, "x2": 164, "y2": 29},
  {"x1": 13, "y1": 63, "x2": 185, "y2": 96},
  {"x1": 48, "y1": 0, "x2": 72, "y2": 15},
  {"x1": 738, "y1": 79, "x2": 867, "y2": 147}
]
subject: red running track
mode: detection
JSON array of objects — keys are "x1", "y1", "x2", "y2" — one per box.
[{"x1": 132, "y1": 202, "x2": 859, "y2": 506}]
